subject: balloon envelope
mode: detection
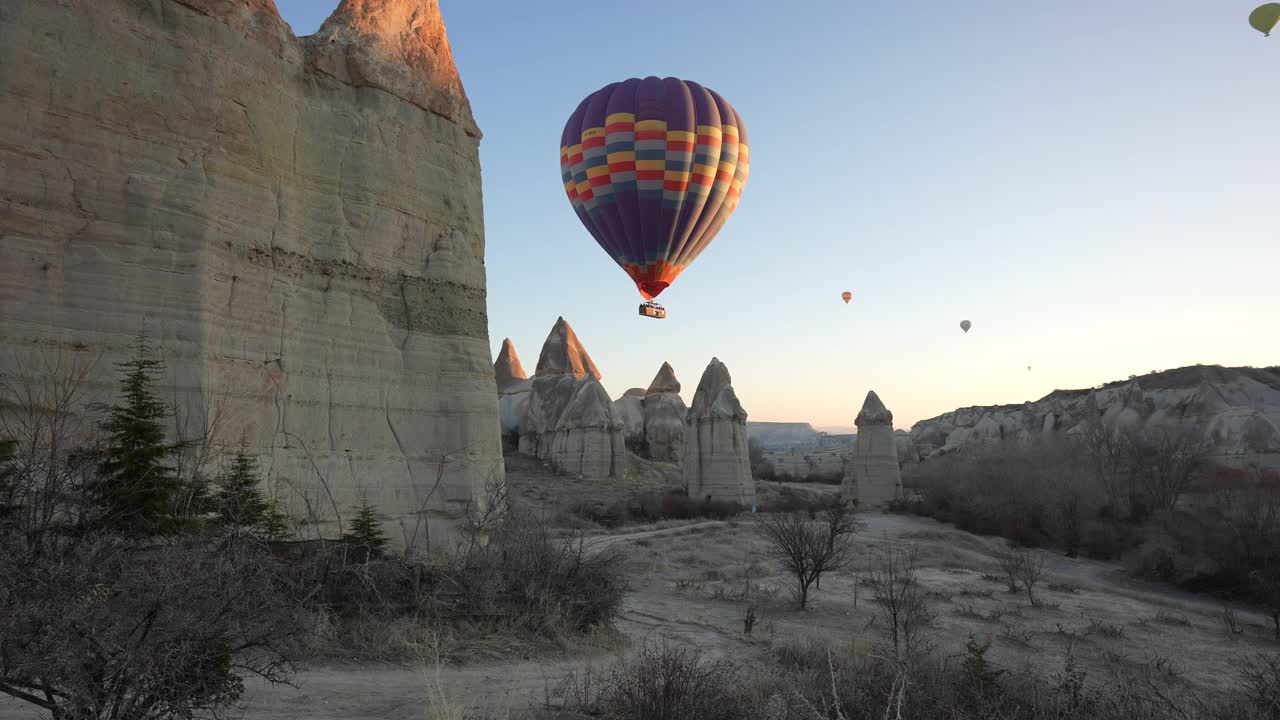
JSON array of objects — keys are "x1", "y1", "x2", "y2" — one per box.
[
  {"x1": 1251, "y1": 3, "x2": 1280, "y2": 35},
  {"x1": 960, "y1": 320, "x2": 971, "y2": 333},
  {"x1": 841, "y1": 291, "x2": 852, "y2": 304},
  {"x1": 560, "y1": 77, "x2": 750, "y2": 301}
]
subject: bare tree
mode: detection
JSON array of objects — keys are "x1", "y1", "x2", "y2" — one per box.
[
  {"x1": 753, "y1": 500, "x2": 858, "y2": 610},
  {"x1": 865, "y1": 543, "x2": 935, "y2": 657},
  {"x1": 997, "y1": 545, "x2": 1025, "y2": 594},
  {"x1": 1018, "y1": 549, "x2": 1047, "y2": 607}
]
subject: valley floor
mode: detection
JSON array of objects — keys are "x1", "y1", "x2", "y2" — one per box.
[{"x1": 3, "y1": 472, "x2": 1275, "y2": 719}]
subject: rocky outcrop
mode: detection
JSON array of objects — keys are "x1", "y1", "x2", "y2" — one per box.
[
  {"x1": 683, "y1": 358, "x2": 754, "y2": 505},
  {"x1": 908, "y1": 366, "x2": 1280, "y2": 469},
  {"x1": 614, "y1": 388, "x2": 647, "y2": 447},
  {"x1": 521, "y1": 318, "x2": 624, "y2": 478},
  {"x1": 0, "y1": 0, "x2": 500, "y2": 550},
  {"x1": 843, "y1": 391, "x2": 902, "y2": 510},
  {"x1": 495, "y1": 339, "x2": 531, "y2": 441},
  {"x1": 643, "y1": 363, "x2": 687, "y2": 462}
]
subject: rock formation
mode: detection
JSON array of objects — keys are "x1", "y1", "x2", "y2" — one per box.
[
  {"x1": 907, "y1": 366, "x2": 1280, "y2": 469},
  {"x1": 843, "y1": 391, "x2": 903, "y2": 510},
  {"x1": 643, "y1": 362, "x2": 687, "y2": 462},
  {"x1": 521, "y1": 318, "x2": 624, "y2": 478},
  {"x1": 683, "y1": 358, "x2": 754, "y2": 505},
  {"x1": 0, "y1": 0, "x2": 501, "y2": 549},
  {"x1": 494, "y1": 339, "x2": 531, "y2": 444},
  {"x1": 614, "y1": 388, "x2": 647, "y2": 448},
  {"x1": 614, "y1": 362, "x2": 687, "y2": 462}
]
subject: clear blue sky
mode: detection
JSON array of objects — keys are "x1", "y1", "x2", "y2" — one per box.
[{"x1": 276, "y1": 1, "x2": 1279, "y2": 430}]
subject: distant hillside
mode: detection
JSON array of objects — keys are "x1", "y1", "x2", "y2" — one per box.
[
  {"x1": 906, "y1": 365, "x2": 1280, "y2": 469},
  {"x1": 747, "y1": 422, "x2": 819, "y2": 449}
]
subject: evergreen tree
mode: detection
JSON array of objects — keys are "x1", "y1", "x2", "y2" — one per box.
[
  {"x1": 342, "y1": 498, "x2": 388, "y2": 560},
  {"x1": 214, "y1": 448, "x2": 270, "y2": 535},
  {"x1": 212, "y1": 446, "x2": 292, "y2": 542},
  {"x1": 89, "y1": 333, "x2": 183, "y2": 536}
]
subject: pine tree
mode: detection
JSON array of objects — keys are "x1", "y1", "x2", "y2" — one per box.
[
  {"x1": 214, "y1": 448, "x2": 270, "y2": 534},
  {"x1": 343, "y1": 498, "x2": 388, "y2": 560},
  {"x1": 89, "y1": 333, "x2": 183, "y2": 536}
]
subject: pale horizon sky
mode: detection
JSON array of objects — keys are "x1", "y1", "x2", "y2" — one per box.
[{"x1": 275, "y1": 1, "x2": 1280, "y2": 430}]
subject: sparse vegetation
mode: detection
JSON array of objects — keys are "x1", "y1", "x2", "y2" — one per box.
[{"x1": 753, "y1": 499, "x2": 858, "y2": 609}]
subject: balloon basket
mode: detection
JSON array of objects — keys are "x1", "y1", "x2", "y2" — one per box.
[{"x1": 638, "y1": 302, "x2": 667, "y2": 319}]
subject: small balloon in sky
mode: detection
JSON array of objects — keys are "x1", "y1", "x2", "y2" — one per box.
[
  {"x1": 841, "y1": 291, "x2": 852, "y2": 304},
  {"x1": 1250, "y1": 3, "x2": 1280, "y2": 36},
  {"x1": 1027, "y1": 365, "x2": 1033, "y2": 372},
  {"x1": 960, "y1": 319, "x2": 972, "y2": 334}
]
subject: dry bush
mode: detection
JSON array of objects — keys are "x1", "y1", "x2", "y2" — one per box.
[
  {"x1": 572, "y1": 489, "x2": 741, "y2": 528},
  {"x1": 0, "y1": 535, "x2": 304, "y2": 720},
  {"x1": 554, "y1": 642, "x2": 763, "y2": 720},
  {"x1": 753, "y1": 500, "x2": 859, "y2": 609},
  {"x1": 865, "y1": 544, "x2": 935, "y2": 657}
]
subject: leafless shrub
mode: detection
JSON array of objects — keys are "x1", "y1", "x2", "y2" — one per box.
[
  {"x1": 998, "y1": 546, "x2": 1026, "y2": 594},
  {"x1": 1236, "y1": 653, "x2": 1280, "y2": 719},
  {"x1": 865, "y1": 544, "x2": 936, "y2": 657},
  {"x1": 1018, "y1": 550, "x2": 1047, "y2": 606},
  {"x1": 1048, "y1": 581, "x2": 1080, "y2": 594},
  {"x1": 1000, "y1": 624, "x2": 1036, "y2": 647},
  {"x1": 954, "y1": 604, "x2": 1006, "y2": 623},
  {"x1": 592, "y1": 642, "x2": 759, "y2": 720},
  {"x1": 1151, "y1": 609, "x2": 1192, "y2": 627},
  {"x1": 958, "y1": 584, "x2": 995, "y2": 599},
  {"x1": 0, "y1": 535, "x2": 305, "y2": 720},
  {"x1": 1086, "y1": 618, "x2": 1127, "y2": 639},
  {"x1": 753, "y1": 499, "x2": 859, "y2": 609}
]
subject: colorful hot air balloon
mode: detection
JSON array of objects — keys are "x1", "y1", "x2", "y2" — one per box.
[
  {"x1": 559, "y1": 77, "x2": 750, "y2": 311},
  {"x1": 841, "y1": 291, "x2": 852, "y2": 304},
  {"x1": 960, "y1": 320, "x2": 972, "y2": 334},
  {"x1": 1251, "y1": 3, "x2": 1280, "y2": 35}
]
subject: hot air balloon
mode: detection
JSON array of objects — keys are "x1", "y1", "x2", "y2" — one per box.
[
  {"x1": 841, "y1": 291, "x2": 852, "y2": 304},
  {"x1": 1027, "y1": 366, "x2": 1032, "y2": 372},
  {"x1": 1251, "y1": 3, "x2": 1280, "y2": 36},
  {"x1": 960, "y1": 320, "x2": 972, "y2": 334},
  {"x1": 559, "y1": 77, "x2": 750, "y2": 319}
]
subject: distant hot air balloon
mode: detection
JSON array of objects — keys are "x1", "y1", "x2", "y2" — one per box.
[
  {"x1": 960, "y1": 320, "x2": 972, "y2": 334},
  {"x1": 559, "y1": 77, "x2": 750, "y2": 319},
  {"x1": 1027, "y1": 365, "x2": 1032, "y2": 372},
  {"x1": 1251, "y1": 3, "x2": 1280, "y2": 36},
  {"x1": 841, "y1": 291, "x2": 852, "y2": 304}
]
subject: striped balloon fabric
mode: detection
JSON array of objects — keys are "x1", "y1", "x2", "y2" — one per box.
[{"x1": 560, "y1": 77, "x2": 750, "y2": 301}]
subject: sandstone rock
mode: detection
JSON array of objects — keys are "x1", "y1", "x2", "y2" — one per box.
[
  {"x1": 614, "y1": 388, "x2": 646, "y2": 447},
  {"x1": 520, "y1": 318, "x2": 623, "y2": 477},
  {"x1": 683, "y1": 358, "x2": 754, "y2": 504},
  {"x1": 494, "y1": 338, "x2": 530, "y2": 439},
  {"x1": 908, "y1": 366, "x2": 1280, "y2": 469},
  {"x1": 643, "y1": 363, "x2": 687, "y2": 462},
  {"x1": 844, "y1": 391, "x2": 902, "y2": 510},
  {"x1": 0, "y1": 0, "x2": 501, "y2": 551}
]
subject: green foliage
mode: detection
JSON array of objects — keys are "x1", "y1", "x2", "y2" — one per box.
[
  {"x1": 214, "y1": 447, "x2": 289, "y2": 541},
  {"x1": 343, "y1": 498, "x2": 388, "y2": 559},
  {"x1": 962, "y1": 635, "x2": 1006, "y2": 693},
  {"x1": 88, "y1": 333, "x2": 186, "y2": 536}
]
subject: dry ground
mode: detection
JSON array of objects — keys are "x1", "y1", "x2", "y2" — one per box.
[{"x1": 3, "y1": 458, "x2": 1275, "y2": 719}]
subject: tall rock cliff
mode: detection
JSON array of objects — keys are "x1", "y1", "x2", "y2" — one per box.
[
  {"x1": 843, "y1": 391, "x2": 902, "y2": 510},
  {"x1": 683, "y1": 358, "x2": 754, "y2": 505},
  {"x1": 521, "y1": 318, "x2": 624, "y2": 478},
  {"x1": 907, "y1": 366, "x2": 1280, "y2": 469},
  {"x1": 0, "y1": 0, "x2": 501, "y2": 549}
]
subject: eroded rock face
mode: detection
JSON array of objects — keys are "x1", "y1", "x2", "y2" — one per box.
[
  {"x1": 643, "y1": 363, "x2": 687, "y2": 462},
  {"x1": 614, "y1": 388, "x2": 646, "y2": 448},
  {"x1": 908, "y1": 366, "x2": 1280, "y2": 469},
  {"x1": 0, "y1": 0, "x2": 501, "y2": 550},
  {"x1": 495, "y1": 339, "x2": 530, "y2": 440},
  {"x1": 683, "y1": 358, "x2": 754, "y2": 504},
  {"x1": 843, "y1": 391, "x2": 902, "y2": 510},
  {"x1": 520, "y1": 318, "x2": 623, "y2": 477}
]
